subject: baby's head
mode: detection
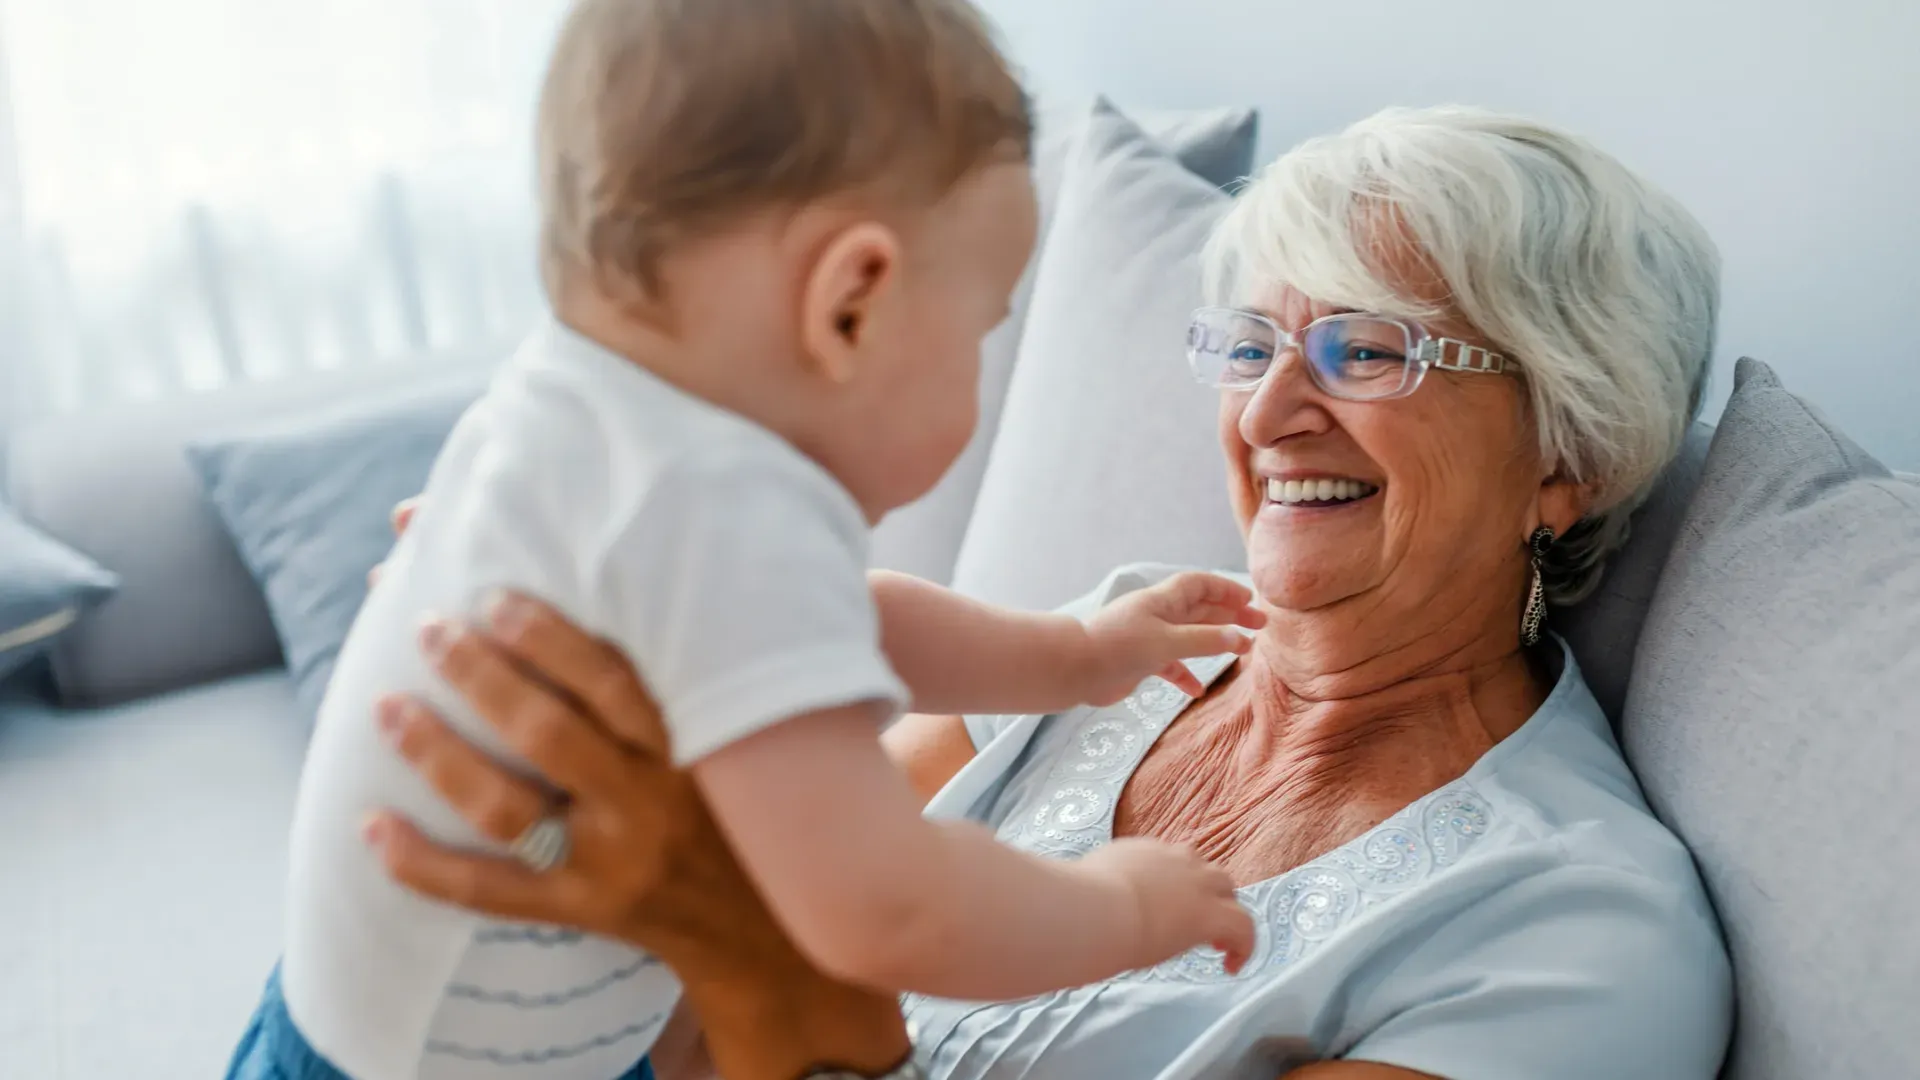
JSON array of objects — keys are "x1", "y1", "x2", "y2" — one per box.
[{"x1": 538, "y1": 0, "x2": 1036, "y2": 518}]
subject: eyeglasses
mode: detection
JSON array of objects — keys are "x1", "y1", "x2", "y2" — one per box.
[{"x1": 1185, "y1": 307, "x2": 1513, "y2": 401}]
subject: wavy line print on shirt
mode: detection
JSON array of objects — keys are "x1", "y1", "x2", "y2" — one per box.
[
  {"x1": 448, "y1": 956, "x2": 663, "y2": 1007},
  {"x1": 473, "y1": 925, "x2": 587, "y2": 947},
  {"x1": 425, "y1": 1015, "x2": 667, "y2": 1064}
]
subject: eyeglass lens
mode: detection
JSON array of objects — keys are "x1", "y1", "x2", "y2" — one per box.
[{"x1": 1187, "y1": 310, "x2": 1418, "y2": 399}]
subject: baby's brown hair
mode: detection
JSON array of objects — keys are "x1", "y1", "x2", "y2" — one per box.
[{"x1": 536, "y1": 0, "x2": 1033, "y2": 301}]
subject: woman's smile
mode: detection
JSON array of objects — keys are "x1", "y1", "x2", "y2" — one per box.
[{"x1": 1257, "y1": 472, "x2": 1383, "y2": 512}]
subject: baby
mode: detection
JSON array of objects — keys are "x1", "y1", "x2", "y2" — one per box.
[{"x1": 247, "y1": 2, "x2": 1259, "y2": 1078}]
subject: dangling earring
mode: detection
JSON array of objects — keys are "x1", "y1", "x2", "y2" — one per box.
[{"x1": 1521, "y1": 526, "x2": 1555, "y2": 647}]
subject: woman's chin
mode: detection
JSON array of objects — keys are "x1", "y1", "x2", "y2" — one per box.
[{"x1": 1247, "y1": 538, "x2": 1376, "y2": 614}]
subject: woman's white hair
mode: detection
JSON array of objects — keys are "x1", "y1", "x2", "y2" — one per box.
[{"x1": 1204, "y1": 105, "x2": 1720, "y2": 604}]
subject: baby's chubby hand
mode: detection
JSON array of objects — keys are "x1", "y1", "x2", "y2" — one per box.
[
  {"x1": 1078, "y1": 837, "x2": 1256, "y2": 976},
  {"x1": 1072, "y1": 572, "x2": 1267, "y2": 706}
]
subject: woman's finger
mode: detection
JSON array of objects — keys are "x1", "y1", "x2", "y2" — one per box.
[
  {"x1": 376, "y1": 695, "x2": 548, "y2": 845},
  {"x1": 478, "y1": 592, "x2": 672, "y2": 760},
  {"x1": 420, "y1": 618, "x2": 635, "y2": 797},
  {"x1": 368, "y1": 813, "x2": 588, "y2": 925},
  {"x1": 392, "y1": 497, "x2": 420, "y2": 536}
]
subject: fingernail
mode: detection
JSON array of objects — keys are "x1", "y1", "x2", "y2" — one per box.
[
  {"x1": 482, "y1": 589, "x2": 525, "y2": 636},
  {"x1": 376, "y1": 697, "x2": 409, "y2": 741},
  {"x1": 361, "y1": 813, "x2": 391, "y2": 847},
  {"x1": 418, "y1": 616, "x2": 453, "y2": 657}
]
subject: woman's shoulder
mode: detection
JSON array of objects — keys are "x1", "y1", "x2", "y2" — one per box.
[
  {"x1": 1468, "y1": 639, "x2": 1697, "y2": 880},
  {"x1": 1337, "y1": 835, "x2": 1733, "y2": 1079},
  {"x1": 1337, "y1": 656, "x2": 1732, "y2": 1076}
]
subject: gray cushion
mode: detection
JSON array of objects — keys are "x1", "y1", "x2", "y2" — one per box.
[
  {"x1": 870, "y1": 103, "x2": 1258, "y2": 583},
  {"x1": 1556, "y1": 421, "x2": 1715, "y2": 723},
  {"x1": 950, "y1": 98, "x2": 1248, "y2": 608},
  {"x1": 0, "y1": 502, "x2": 118, "y2": 685},
  {"x1": 5, "y1": 352, "x2": 500, "y2": 705},
  {"x1": 0, "y1": 671, "x2": 305, "y2": 1078},
  {"x1": 188, "y1": 382, "x2": 478, "y2": 721},
  {"x1": 1622, "y1": 358, "x2": 1920, "y2": 1080}
]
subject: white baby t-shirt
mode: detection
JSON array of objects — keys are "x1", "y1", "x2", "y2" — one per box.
[{"x1": 280, "y1": 319, "x2": 909, "y2": 1080}]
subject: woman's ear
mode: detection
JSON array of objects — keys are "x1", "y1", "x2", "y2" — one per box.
[
  {"x1": 1535, "y1": 467, "x2": 1601, "y2": 538},
  {"x1": 800, "y1": 221, "x2": 900, "y2": 385}
]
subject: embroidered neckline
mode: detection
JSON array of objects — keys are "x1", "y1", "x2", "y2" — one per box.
[{"x1": 995, "y1": 656, "x2": 1496, "y2": 984}]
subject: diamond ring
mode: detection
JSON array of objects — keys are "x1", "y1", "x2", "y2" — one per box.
[{"x1": 509, "y1": 813, "x2": 570, "y2": 873}]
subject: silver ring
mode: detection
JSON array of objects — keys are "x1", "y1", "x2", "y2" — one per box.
[{"x1": 509, "y1": 813, "x2": 570, "y2": 873}]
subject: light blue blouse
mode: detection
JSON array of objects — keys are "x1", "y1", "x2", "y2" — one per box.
[{"x1": 912, "y1": 564, "x2": 1732, "y2": 1080}]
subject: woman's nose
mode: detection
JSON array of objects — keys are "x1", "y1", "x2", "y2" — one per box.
[{"x1": 1236, "y1": 345, "x2": 1330, "y2": 447}]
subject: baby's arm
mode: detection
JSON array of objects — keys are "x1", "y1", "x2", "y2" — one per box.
[
  {"x1": 870, "y1": 569, "x2": 1265, "y2": 715},
  {"x1": 692, "y1": 701, "x2": 1253, "y2": 1001}
]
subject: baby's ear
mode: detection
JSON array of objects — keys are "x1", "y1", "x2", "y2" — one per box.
[{"x1": 800, "y1": 221, "x2": 900, "y2": 384}]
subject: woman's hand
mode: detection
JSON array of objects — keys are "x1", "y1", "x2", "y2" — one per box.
[
  {"x1": 361, "y1": 588, "x2": 911, "y2": 1080},
  {"x1": 1076, "y1": 571, "x2": 1267, "y2": 703},
  {"x1": 365, "y1": 596, "x2": 754, "y2": 964},
  {"x1": 365, "y1": 497, "x2": 420, "y2": 587}
]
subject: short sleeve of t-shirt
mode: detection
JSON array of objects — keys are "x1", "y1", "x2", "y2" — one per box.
[
  {"x1": 1343, "y1": 860, "x2": 1733, "y2": 1080},
  {"x1": 590, "y1": 444, "x2": 908, "y2": 765}
]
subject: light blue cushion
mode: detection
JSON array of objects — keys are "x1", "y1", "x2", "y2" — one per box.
[
  {"x1": 185, "y1": 383, "x2": 479, "y2": 721},
  {"x1": 0, "y1": 502, "x2": 118, "y2": 685}
]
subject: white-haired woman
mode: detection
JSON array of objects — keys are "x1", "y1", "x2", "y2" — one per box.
[{"x1": 362, "y1": 106, "x2": 1734, "y2": 1080}]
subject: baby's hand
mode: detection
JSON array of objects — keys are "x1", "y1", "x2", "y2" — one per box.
[
  {"x1": 1079, "y1": 837, "x2": 1256, "y2": 975},
  {"x1": 1074, "y1": 572, "x2": 1267, "y2": 705}
]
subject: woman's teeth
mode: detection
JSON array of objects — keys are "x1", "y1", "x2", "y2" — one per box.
[{"x1": 1265, "y1": 478, "x2": 1379, "y2": 505}]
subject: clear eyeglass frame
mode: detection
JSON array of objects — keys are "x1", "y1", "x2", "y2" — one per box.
[{"x1": 1185, "y1": 306, "x2": 1514, "y2": 402}]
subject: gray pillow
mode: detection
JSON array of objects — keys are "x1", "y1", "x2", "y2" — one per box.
[
  {"x1": 870, "y1": 102, "x2": 1258, "y2": 585},
  {"x1": 950, "y1": 98, "x2": 1248, "y2": 609},
  {"x1": 0, "y1": 503, "x2": 118, "y2": 685},
  {"x1": 187, "y1": 383, "x2": 479, "y2": 721},
  {"x1": 1622, "y1": 358, "x2": 1920, "y2": 1080}
]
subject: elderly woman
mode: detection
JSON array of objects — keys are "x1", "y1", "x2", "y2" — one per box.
[{"x1": 364, "y1": 105, "x2": 1732, "y2": 1079}]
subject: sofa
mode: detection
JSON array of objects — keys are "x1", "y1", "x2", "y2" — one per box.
[{"x1": 3, "y1": 99, "x2": 1917, "y2": 1080}]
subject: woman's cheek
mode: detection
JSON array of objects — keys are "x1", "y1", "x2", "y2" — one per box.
[{"x1": 1219, "y1": 396, "x2": 1258, "y2": 532}]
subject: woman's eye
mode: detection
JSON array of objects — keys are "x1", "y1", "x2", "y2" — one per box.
[
  {"x1": 1343, "y1": 346, "x2": 1404, "y2": 370},
  {"x1": 1229, "y1": 344, "x2": 1272, "y2": 363}
]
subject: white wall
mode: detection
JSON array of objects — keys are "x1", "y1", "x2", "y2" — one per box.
[{"x1": 980, "y1": 0, "x2": 1920, "y2": 468}]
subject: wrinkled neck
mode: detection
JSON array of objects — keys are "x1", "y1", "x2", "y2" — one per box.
[{"x1": 1195, "y1": 613, "x2": 1550, "y2": 796}]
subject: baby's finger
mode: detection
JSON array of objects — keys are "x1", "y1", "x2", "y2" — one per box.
[
  {"x1": 1165, "y1": 624, "x2": 1253, "y2": 659},
  {"x1": 1211, "y1": 902, "x2": 1257, "y2": 976},
  {"x1": 1156, "y1": 662, "x2": 1205, "y2": 698},
  {"x1": 1161, "y1": 575, "x2": 1265, "y2": 629},
  {"x1": 1171, "y1": 572, "x2": 1254, "y2": 608}
]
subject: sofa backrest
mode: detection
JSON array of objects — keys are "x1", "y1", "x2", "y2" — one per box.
[{"x1": 5, "y1": 355, "x2": 499, "y2": 705}]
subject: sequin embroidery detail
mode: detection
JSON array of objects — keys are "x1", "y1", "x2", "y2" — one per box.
[{"x1": 994, "y1": 656, "x2": 1497, "y2": 986}]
